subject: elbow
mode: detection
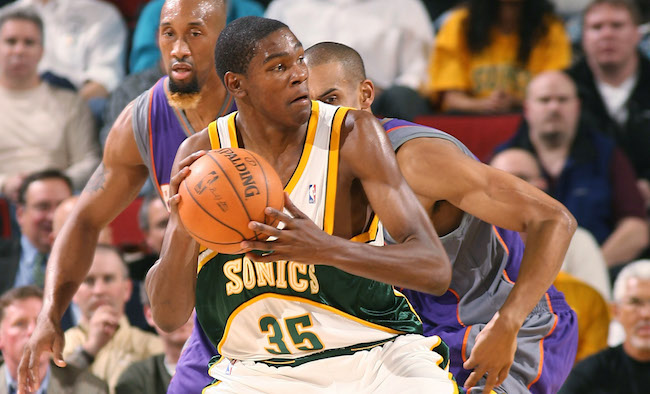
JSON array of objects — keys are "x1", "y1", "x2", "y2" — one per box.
[{"x1": 551, "y1": 204, "x2": 577, "y2": 239}]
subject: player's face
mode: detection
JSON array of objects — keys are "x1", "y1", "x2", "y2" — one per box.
[
  {"x1": 582, "y1": 4, "x2": 639, "y2": 70},
  {"x1": 159, "y1": 0, "x2": 225, "y2": 93},
  {"x1": 0, "y1": 297, "x2": 48, "y2": 370},
  {"x1": 73, "y1": 250, "x2": 131, "y2": 319},
  {"x1": 0, "y1": 19, "x2": 43, "y2": 82},
  {"x1": 616, "y1": 278, "x2": 650, "y2": 352},
  {"x1": 243, "y1": 28, "x2": 310, "y2": 126},
  {"x1": 16, "y1": 179, "x2": 71, "y2": 254},
  {"x1": 307, "y1": 61, "x2": 363, "y2": 109}
]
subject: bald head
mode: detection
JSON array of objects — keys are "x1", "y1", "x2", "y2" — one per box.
[
  {"x1": 51, "y1": 195, "x2": 113, "y2": 245},
  {"x1": 524, "y1": 71, "x2": 580, "y2": 150},
  {"x1": 490, "y1": 148, "x2": 548, "y2": 191},
  {"x1": 525, "y1": 71, "x2": 578, "y2": 101},
  {"x1": 161, "y1": 0, "x2": 226, "y2": 26}
]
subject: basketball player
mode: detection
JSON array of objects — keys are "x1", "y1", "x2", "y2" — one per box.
[
  {"x1": 304, "y1": 42, "x2": 578, "y2": 394},
  {"x1": 147, "y1": 17, "x2": 459, "y2": 393},
  {"x1": 17, "y1": 1, "x2": 233, "y2": 392}
]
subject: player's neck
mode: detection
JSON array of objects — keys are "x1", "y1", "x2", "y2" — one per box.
[
  {"x1": 234, "y1": 106, "x2": 308, "y2": 177},
  {"x1": 184, "y1": 75, "x2": 227, "y2": 131}
]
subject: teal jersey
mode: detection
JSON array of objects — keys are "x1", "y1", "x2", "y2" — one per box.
[{"x1": 195, "y1": 101, "x2": 422, "y2": 361}]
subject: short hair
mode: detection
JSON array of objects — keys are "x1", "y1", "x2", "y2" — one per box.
[
  {"x1": 17, "y1": 169, "x2": 73, "y2": 206},
  {"x1": 304, "y1": 42, "x2": 367, "y2": 84},
  {"x1": 138, "y1": 192, "x2": 162, "y2": 232},
  {"x1": 583, "y1": 0, "x2": 641, "y2": 25},
  {"x1": 214, "y1": 16, "x2": 289, "y2": 82},
  {"x1": 0, "y1": 285, "x2": 43, "y2": 324},
  {"x1": 613, "y1": 260, "x2": 650, "y2": 302},
  {"x1": 95, "y1": 243, "x2": 130, "y2": 279},
  {"x1": 0, "y1": 6, "x2": 44, "y2": 43}
]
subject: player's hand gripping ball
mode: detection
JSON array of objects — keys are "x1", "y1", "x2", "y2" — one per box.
[{"x1": 178, "y1": 148, "x2": 284, "y2": 254}]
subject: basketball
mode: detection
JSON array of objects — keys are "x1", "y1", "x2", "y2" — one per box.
[{"x1": 177, "y1": 147, "x2": 284, "y2": 254}]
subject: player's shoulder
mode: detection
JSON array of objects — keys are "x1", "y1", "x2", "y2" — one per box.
[{"x1": 177, "y1": 128, "x2": 211, "y2": 158}]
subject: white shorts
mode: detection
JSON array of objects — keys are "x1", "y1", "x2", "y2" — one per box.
[{"x1": 203, "y1": 334, "x2": 460, "y2": 394}]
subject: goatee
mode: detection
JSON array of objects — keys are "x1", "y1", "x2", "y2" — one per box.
[{"x1": 167, "y1": 76, "x2": 201, "y2": 109}]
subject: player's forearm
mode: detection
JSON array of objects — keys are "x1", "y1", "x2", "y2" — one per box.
[
  {"x1": 145, "y1": 220, "x2": 198, "y2": 332},
  {"x1": 602, "y1": 217, "x2": 649, "y2": 267},
  {"x1": 326, "y1": 235, "x2": 451, "y2": 295},
  {"x1": 43, "y1": 218, "x2": 101, "y2": 321},
  {"x1": 498, "y1": 211, "x2": 576, "y2": 326}
]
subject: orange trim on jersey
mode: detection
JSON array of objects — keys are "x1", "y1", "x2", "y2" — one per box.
[
  {"x1": 217, "y1": 292, "x2": 404, "y2": 355},
  {"x1": 218, "y1": 92, "x2": 235, "y2": 118},
  {"x1": 207, "y1": 121, "x2": 221, "y2": 150},
  {"x1": 147, "y1": 79, "x2": 164, "y2": 199},
  {"x1": 226, "y1": 112, "x2": 239, "y2": 147},
  {"x1": 448, "y1": 288, "x2": 466, "y2": 327},
  {"x1": 461, "y1": 325, "x2": 471, "y2": 363},
  {"x1": 323, "y1": 105, "x2": 351, "y2": 235},
  {"x1": 172, "y1": 105, "x2": 194, "y2": 136},
  {"x1": 383, "y1": 124, "x2": 411, "y2": 134},
  {"x1": 527, "y1": 293, "x2": 558, "y2": 390},
  {"x1": 284, "y1": 102, "x2": 320, "y2": 194},
  {"x1": 492, "y1": 225, "x2": 509, "y2": 255},
  {"x1": 502, "y1": 269, "x2": 515, "y2": 285}
]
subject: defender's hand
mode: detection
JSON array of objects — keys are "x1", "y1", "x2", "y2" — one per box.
[
  {"x1": 18, "y1": 314, "x2": 66, "y2": 394},
  {"x1": 463, "y1": 313, "x2": 518, "y2": 393}
]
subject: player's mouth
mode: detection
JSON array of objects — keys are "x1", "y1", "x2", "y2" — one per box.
[
  {"x1": 171, "y1": 62, "x2": 193, "y2": 80},
  {"x1": 290, "y1": 94, "x2": 310, "y2": 105}
]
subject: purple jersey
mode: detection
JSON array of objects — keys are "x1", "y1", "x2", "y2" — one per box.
[
  {"x1": 132, "y1": 76, "x2": 236, "y2": 393},
  {"x1": 383, "y1": 118, "x2": 577, "y2": 394}
]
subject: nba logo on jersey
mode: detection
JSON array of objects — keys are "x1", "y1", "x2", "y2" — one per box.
[{"x1": 308, "y1": 184, "x2": 316, "y2": 204}]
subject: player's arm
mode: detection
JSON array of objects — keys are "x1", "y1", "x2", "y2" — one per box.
[
  {"x1": 246, "y1": 111, "x2": 451, "y2": 295},
  {"x1": 18, "y1": 102, "x2": 149, "y2": 394},
  {"x1": 145, "y1": 131, "x2": 209, "y2": 332},
  {"x1": 397, "y1": 137, "x2": 576, "y2": 390}
]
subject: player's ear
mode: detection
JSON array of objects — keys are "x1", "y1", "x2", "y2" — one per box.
[
  {"x1": 224, "y1": 71, "x2": 246, "y2": 98},
  {"x1": 359, "y1": 79, "x2": 375, "y2": 111}
]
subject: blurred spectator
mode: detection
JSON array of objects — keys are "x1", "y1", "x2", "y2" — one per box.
[
  {"x1": 129, "y1": 0, "x2": 265, "y2": 74},
  {"x1": 6, "y1": 0, "x2": 128, "y2": 127},
  {"x1": 420, "y1": 0, "x2": 461, "y2": 27},
  {"x1": 567, "y1": 0, "x2": 650, "y2": 208},
  {"x1": 490, "y1": 147, "x2": 612, "y2": 300},
  {"x1": 550, "y1": 0, "x2": 591, "y2": 18},
  {"x1": 498, "y1": 71, "x2": 648, "y2": 268},
  {"x1": 51, "y1": 195, "x2": 113, "y2": 247},
  {"x1": 115, "y1": 287, "x2": 194, "y2": 394},
  {"x1": 0, "y1": 286, "x2": 108, "y2": 393},
  {"x1": 63, "y1": 244, "x2": 163, "y2": 392},
  {"x1": 559, "y1": 260, "x2": 650, "y2": 393},
  {"x1": 0, "y1": 170, "x2": 72, "y2": 295},
  {"x1": 10, "y1": 0, "x2": 127, "y2": 100},
  {"x1": 127, "y1": 193, "x2": 168, "y2": 282},
  {"x1": 0, "y1": 7, "x2": 100, "y2": 199},
  {"x1": 429, "y1": 0, "x2": 570, "y2": 114},
  {"x1": 265, "y1": 0, "x2": 434, "y2": 120}
]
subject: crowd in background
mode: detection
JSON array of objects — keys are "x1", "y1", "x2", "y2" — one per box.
[{"x1": 0, "y1": 0, "x2": 649, "y2": 393}]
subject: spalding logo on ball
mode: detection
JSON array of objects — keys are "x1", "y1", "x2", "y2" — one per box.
[{"x1": 178, "y1": 148, "x2": 284, "y2": 254}]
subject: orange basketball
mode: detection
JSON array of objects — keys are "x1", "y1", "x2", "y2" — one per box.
[{"x1": 177, "y1": 147, "x2": 284, "y2": 254}]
